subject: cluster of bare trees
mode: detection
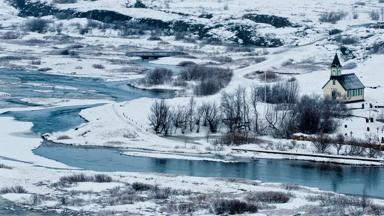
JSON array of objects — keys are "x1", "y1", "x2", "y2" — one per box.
[
  {"x1": 148, "y1": 99, "x2": 172, "y2": 135},
  {"x1": 149, "y1": 80, "x2": 348, "y2": 144},
  {"x1": 295, "y1": 95, "x2": 349, "y2": 134},
  {"x1": 180, "y1": 65, "x2": 233, "y2": 96},
  {"x1": 221, "y1": 88, "x2": 251, "y2": 132},
  {"x1": 149, "y1": 98, "x2": 221, "y2": 136},
  {"x1": 253, "y1": 78, "x2": 299, "y2": 104},
  {"x1": 142, "y1": 65, "x2": 233, "y2": 96},
  {"x1": 219, "y1": 79, "x2": 301, "y2": 139},
  {"x1": 143, "y1": 68, "x2": 173, "y2": 85},
  {"x1": 311, "y1": 133, "x2": 383, "y2": 158},
  {"x1": 199, "y1": 102, "x2": 221, "y2": 133},
  {"x1": 149, "y1": 81, "x2": 297, "y2": 139}
]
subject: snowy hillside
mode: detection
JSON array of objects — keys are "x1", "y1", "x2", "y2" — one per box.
[{"x1": 1, "y1": 0, "x2": 384, "y2": 168}]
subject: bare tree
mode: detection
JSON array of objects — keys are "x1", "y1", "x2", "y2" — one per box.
[
  {"x1": 144, "y1": 68, "x2": 172, "y2": 85},
  {"x1": 365, "y1": 134, "x2": 382, "y2": 158},
  {"x1": 172, "y1": 105, "x2": 188, "y2": 134},
  {"x1": 250, "y1": 85, "x2": 260, "y2": 134},
  {"x1": 199, "y1": 102, "x2": 221, "y2": 133},
  {"x1": 148, "y1": 99, "x2": 172, "y2": 136},
  {"x1": 264, "y1": 105, "x2": 279, "y2": 134},
  {"x1": 264, "y1": 104, "x2": 296, "y2": 138},
  {"x1": 221, "y1": 87, "x2": 250, "y2": 132},
  {"x1": 206, "y1": 102, "x2": 221, "y2": 133},
  {"x1": 253, "y1": 79, "x2": 298, "y2": 104},
  {"x1": 187, "y1": 97, "x2": 196, "y2": 132},
  {"x1": 345, "y1": 138, "x2": 365, "y2": 156},
  {"x1": 199, "y1": 102, "x2": 211, "y2": 127},
  {"x1": 334, "y1": 133, "x2": 345, "y2": 155},
  {"x1": 367, "y1": 147, "x2": 381, "y2": 158},
  {"x1": 312, "y1": 133, "x2": 331, "y2": 153}
]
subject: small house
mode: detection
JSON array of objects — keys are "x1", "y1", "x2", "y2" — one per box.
[{"x1": 322, "y1": 54, "x2": 365, "y2": 103}]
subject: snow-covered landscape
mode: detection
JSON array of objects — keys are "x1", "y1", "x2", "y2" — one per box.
[{"x1": 1, "y1": 0, "x2": 384, "y2": 215}]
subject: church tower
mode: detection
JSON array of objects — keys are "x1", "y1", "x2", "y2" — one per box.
[{"x1": 331, "y1": 53, "x2": 342, "y2": 77}]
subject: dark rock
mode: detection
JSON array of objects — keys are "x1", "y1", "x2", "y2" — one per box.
[
  {"x1": 329, "y1": 29, "x2": 342, "y2": 35},
  {"x1": 340, "y1": 46, "x2": 356, "y2": 59},
  {"x1": 243, "y1": 14, "x2": 293, "y2": 28}
]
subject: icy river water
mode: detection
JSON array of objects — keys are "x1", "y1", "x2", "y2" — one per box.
[{"x1": 0, "y1": 67, "x2": 384, "y2": 212}]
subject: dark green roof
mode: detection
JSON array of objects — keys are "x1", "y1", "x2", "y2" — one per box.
[{"x1": 332, "y1": 73, "x2": 364, "y2": 90}]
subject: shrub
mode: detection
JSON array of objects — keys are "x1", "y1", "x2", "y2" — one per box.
[
  {"x1": 306, "y1": 194, "x2": 383, "y2": 215},
  {"x1": 148, "y1": 35, "x2": 161, "y2": 41},
  {"x1": 92, "y1": 64, "x2": 105, "y2": 69},
  {"x1": 319, "y1": 11, "x2": 347, "y2": 23},
  {"x1": 174, "y1": 31, "x2": 186, "y2": 40},
  {"x1": 180, "y1": 65, "x2": 232, "y2": 96},
  {"x1": 24, "y1": 18, "x2": 50, "y2": 33},
  {"x1": 370, "y1": 10, "x2": 380, "y2": 20},
  {"x1": 132, "y1": 0, "x2": 146, "y2": 8},
  {"x1": 215, "y1": 132, "x2": 261, "y2": 145},
  {"x1": 319, "y1": 194, "x2": 371, "y2": 208},
  {"x1": 336, "y1": 35, "x2": 359, "y2": 45},
  {"x1": 144, "y1": 68, "x2": 173, "y2": 85},
  {"x1": 165, "y1": 202, "x2": 195, "y2": 214},
  {"x1": 211, "y1": 199, "x2": 258, "y2": 215},
  {"x1": 368, "y1": 41, "x2": 384, "y2": 54},
  {"x1": 353, "y1": 12, "x2": 359, "y2": 19},
  {"x1": 246, "y1": 191, "x2": 291, "y2": 203},
  {"x1": 31, "y1": 194, "x2": 42, "y2": 205},
  {"x1": 131, "y1": 182, "x2": 155, "y2": 191},
  {"x1": 51, "y1": 49, "x2": 77, "y2": 56},
  {"x1": 58, "y1": 174, "x2": 112, "y2": 185},
  {"x1": 257, "y1": 71, "x2": 280, "y2": 82},
  {"x1": 57, "y1": 135, "x2": 71, "y2": 140},
  {"x1": 194, "y1": 78, "x2": 222, "y2": 96},
  {"x1": 355, "y1": 1, "x2": 366, "y2": 5},
  {"x1": 0, "y1": 186, "x2": 27, "y2": 194},
  {"x1": 211, "y1": 56, "x2": 233, "y2": 63},
  {"x1": 312, "y1": 134, "x2": 332, "y2": 153},
  {"x1": 226, "y1": 45, "x2": 253, "y2": 53},
  {"x1": 94, "y1": 174, "x2": 113, "y2": 183},
  {"x1": 150, "y1": 187, "x2": 171, "y2": 199},
  {"x1": 177, "y1": 61, "x2": 196, "y2": 67},
  {"x1": 0, "y1": 164, "x2": 12, "y2": 169},
  {"x1": 1, "y1": 31, "x2": 20, "y2": 39},
  {"x1": 59, "y1": 174, "x2": 91, "y2": 184},
  {"x1": 283, "y1": 184, "x2": 302, "y2": 191},
  {"x1": 294, "y1": 96, "x2": 347, "y2": 134},
  {"x1": 253, "y1": 79, "x2": 299, "y2": 104},
  {"x1": 53, "y1": 0, "x2": 77, "y2": 3}
]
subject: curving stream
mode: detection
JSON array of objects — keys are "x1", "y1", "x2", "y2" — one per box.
[{"x1": 0, "y1": 68, "x2": 384, "y2": 203}]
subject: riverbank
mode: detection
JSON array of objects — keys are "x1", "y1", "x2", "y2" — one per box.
[
  {"x1": 45, "y1": 98, "x2": 384, "y2": 166},
  {"x1": 2, "y1": 152, "x2": 384, "y2": 215}
]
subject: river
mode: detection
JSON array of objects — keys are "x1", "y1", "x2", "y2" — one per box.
[{"x1": 0, "y1": 67, "x2": 383, "y2": 207}]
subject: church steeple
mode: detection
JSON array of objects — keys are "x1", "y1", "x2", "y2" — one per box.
[{"x1": 331, "y1": 53, "x2": 342, "y2": 76}]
